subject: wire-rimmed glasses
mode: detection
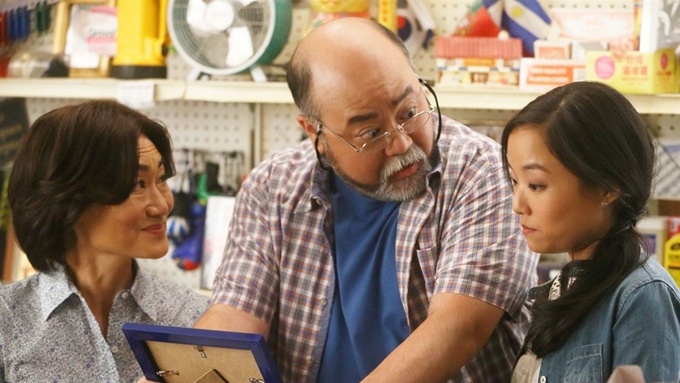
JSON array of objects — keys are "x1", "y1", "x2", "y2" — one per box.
[{"x1": 315, "y1": 84, "x2": 436, "y2": 154}]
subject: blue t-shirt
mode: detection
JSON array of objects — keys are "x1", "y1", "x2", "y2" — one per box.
[{"x1": 316, "y1": 175, "x2": 410, "y2": 382}]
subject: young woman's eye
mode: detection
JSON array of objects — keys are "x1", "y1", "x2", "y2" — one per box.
[
  {"x1": 134, "y1": 180, "x2": 145, "y2": 190},
  {"x1": 509, "y1": 178, "x2": 517, "y2": 187},
  {"x1": 529, "y1": 184, "x2": 545, "y2": 191}
]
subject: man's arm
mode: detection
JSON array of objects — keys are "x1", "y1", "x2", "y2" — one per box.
[
  {"x1": 362, "y1": 292, "x2": 504, "y2": 383},
  {"x1": 194, "y1": 303, "x2": 270, "y2": 339}
]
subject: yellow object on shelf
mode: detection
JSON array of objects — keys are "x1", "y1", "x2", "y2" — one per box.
[
  {"x1": 586, "y1": 49, "x2": 679, "y2": 94},
  {"x1": 305, "y1": 0, "x2": 371, "y2": 35},
  {"x1": 378, "y1": 0, "x2": 397, "y2": 32},
  {"x1": 664, "y1": 233, "x2": 680, "y2": 286},
  {"x1": 111, "y1": 0, "x2": 168, "y2": 79}
]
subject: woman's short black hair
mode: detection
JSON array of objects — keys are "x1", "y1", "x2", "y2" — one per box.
[{"x1": 8, "y1": 100, "x2": 175, "y2": 272}]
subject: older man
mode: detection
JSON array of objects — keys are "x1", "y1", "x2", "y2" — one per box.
[{"x1": 197, "y1": 17, "x2": 537, "y2": 383}]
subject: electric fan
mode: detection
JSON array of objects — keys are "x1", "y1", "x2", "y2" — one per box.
[{"x1": 167, "y1": 0, "x2": 292, "y2": 81}]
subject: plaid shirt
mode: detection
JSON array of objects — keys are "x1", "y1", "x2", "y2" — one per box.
[{"x1": 212, "y1": 116, "x2": 537, "y2": 383}]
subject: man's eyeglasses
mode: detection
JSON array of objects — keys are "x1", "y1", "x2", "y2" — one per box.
[
  {"x1": 314, "y1": 83, "x2": 435, "y2": 154},
  {"x1": 312, "y1": 78, "x2": 442, "y2": 170}
]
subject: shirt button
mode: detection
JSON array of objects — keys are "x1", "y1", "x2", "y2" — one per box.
[
  {"x1": 320, "y1": 298, "x2": 328, "y2": 306},
  {"x1": 111, "y1": 345, "x2": 119, "y2": 354},
  {"x1": 121, "y1": 292, "x2": 129, "y2": 299},
  {"x1": 540, "y1": 376, "x2": 546, "y2": 383},
  {"x1": 307, "y1": 358, "x2": 314, "y2": 367}
]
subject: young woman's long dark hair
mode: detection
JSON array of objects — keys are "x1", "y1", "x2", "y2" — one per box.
[{"x1": 501, "y1": 81, "x2": 656, "y2": 357}]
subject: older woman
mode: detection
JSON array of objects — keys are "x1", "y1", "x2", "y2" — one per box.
[{"x1": 0, "y1": 100, "x2": 209, "y2": 383}]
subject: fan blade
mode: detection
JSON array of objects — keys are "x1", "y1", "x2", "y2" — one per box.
[
  {"x1": 201, "y1": 32, "x2": 230, "y2": 68},
  {"x1": 235, "y1": 0, "x2": 256, "y2": 6},
  {"x1": 186, "y1": 0, "x2": 212, "y2": 36},
  {"x1": 238, "y1": 0, "x2": 264, "y2": 37},
  {"x1": 205, "y1": 0, "x2": 236, "y2": 32},
  {"x1": 225, "y1": 26, "x2": 254, "y2": 67}
]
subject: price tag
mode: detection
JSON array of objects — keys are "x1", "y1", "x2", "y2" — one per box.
[{"x1": 117, "y1": 81, "x2": 155, "y2": 110}]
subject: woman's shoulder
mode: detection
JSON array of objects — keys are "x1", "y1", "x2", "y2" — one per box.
[
  {"x1": 0, "y1": 273, "x2": 53, "y2": 335},
  {"x1": 135, "y1": 271, "x2": 210, "y2": 325},
  {"x1": 1, "y1": 273, "x2": 42, "y2": 307},
  {"x1": 623, "y1": 259, "x2": 678, "y2": 291},
  {"x1": 615, "y1": 258, "x2": 680, "y2": 306}
]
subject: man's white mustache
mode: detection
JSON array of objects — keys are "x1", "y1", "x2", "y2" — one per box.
[{"x1": 380, "y1": 145, "x2": 427, "y2": 181}]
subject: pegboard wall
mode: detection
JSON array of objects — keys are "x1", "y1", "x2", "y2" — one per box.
[{"x1": 4, "y1": 0, "x2": 680, "y2": 289}]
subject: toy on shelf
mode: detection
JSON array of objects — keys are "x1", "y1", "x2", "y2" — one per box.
[
  {"x1": 397, "y1": 0, "x2": 435, "y2": 56},
  {"x1": 453, "y1": 0, "x2": 552, "y2": 56},
  {"x1": 306, "y1": 0, "x2": 372, "y2": 34}
]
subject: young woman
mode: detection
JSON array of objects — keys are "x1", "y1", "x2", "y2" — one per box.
[
  {"x1": 502, "y1": 81, "x2": 680, "y2": 383},
  {"x1": 0, "y1": 100, "x2": 209, "y2": 383}
]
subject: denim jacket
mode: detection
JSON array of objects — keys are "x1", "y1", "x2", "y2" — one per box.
[{"x1": 536, "y1": 259, "x2": 680, "y2": 383}]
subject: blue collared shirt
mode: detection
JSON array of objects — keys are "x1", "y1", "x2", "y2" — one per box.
[{"x1": 0, "y1": 264, "x2": 209, "y2": 383}]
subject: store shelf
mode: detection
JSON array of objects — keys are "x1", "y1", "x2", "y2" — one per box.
[
  {"x1": 625, "y1": 93, "x2": 680, "y2": 115},
  {"x1": 433, "y1": 86, "x2": 543, "y2": 110},
  {"x1": 433, "y1": 85, "x2": 680, "y2": 114},
  {"x1": 184, "y1": 81, "x2": 294, "y2": 103},
  {"x1": 1, "y1": 78, "x2": 680, "y2": 114},
  {"x1": 0, "y1": 78, "x2": 186, "y2": 101}
]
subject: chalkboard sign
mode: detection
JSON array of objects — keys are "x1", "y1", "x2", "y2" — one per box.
[{"x1": 0, "y1": 98, "x2": 29, "y2": 166}]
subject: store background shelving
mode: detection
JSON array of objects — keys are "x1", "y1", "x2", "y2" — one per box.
[
  {"x1": 2, "y1": 0, "x2": 680, "y2": 288},
  {"x1": 2, "y1": 78, "x2": 680, "y2": 114}
]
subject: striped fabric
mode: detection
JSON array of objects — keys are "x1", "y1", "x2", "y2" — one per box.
[
  {"x1": 211, "y1": 115, "x2": 538, "y2": 383},
  {"x1": 503, "y1": 0, "x2": 551, "y2": 55},
  {"x1": 484, "y1": 0, "x2": 552, "y2": 55}
]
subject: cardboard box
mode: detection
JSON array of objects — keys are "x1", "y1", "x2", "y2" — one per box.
[
  {"x1": 664, "y1": 233, "x2": 680, "y2": 286},
  {"x1": 519, "y1": 58, "x2": 586, "y2": 91},
  {"x1": 534, "y1": 40, "x2": 572, "y2": 60},
  {"x1": 435, "y1": 36, "x2": 522, "y2": 60},
  {"x1": 437, "y1": 57, "x2": 520, "y2": 87},
  {"x1": 435, "y1": 36, "x2": 522, "y2": 88},
  {"x1": 548, "y1": 8, "x2": 637, "y2": 51},
  {"x1": 665, "y1": 217, "x2": 680, "y2": 286},
  {"x1": 586, "y1": 49, "x2": 679, "y2": 94}
]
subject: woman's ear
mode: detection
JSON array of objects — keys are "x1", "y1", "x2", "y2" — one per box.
[{"x1": 603, "y1": 189, "x2": 622, "y2": 205}]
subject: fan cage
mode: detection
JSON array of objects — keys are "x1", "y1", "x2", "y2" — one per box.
[{"x1": 168, "y1": 0, "x2": 283, "y2": 75}]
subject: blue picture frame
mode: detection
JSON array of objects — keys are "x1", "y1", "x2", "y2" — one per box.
[{"x1": 121, "y1": 322, "x2": 283, "y2": 383}]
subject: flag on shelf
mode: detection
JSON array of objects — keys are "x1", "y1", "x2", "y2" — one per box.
[
  {"x1": 454, "y1": 0, "x2": 503, "y2": 37},
  {"x1": 454, "y1": 0, "x2": 552, "y2": 56},
  {"x1": 502, "y1": 0, "x2": 552, "y2": 55}
]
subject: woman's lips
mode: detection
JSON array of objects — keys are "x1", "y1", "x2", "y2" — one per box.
[
  {"x1": 144, "y1": 224, "x2": 166, "y2": 236},
  {"x1": 521, "y1": 225, "x2": 536, "y2": 235}
]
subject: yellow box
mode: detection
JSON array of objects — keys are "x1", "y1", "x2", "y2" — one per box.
[
  {"x1": 664, "y1": 233, "x2": 680, "y2": 287},
  {"x1": 586, "y1": 49, "x2": 678, "y2": 94},
  {"x1": 637, "y1": 216, "x2": 668, "y2": 266}
]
